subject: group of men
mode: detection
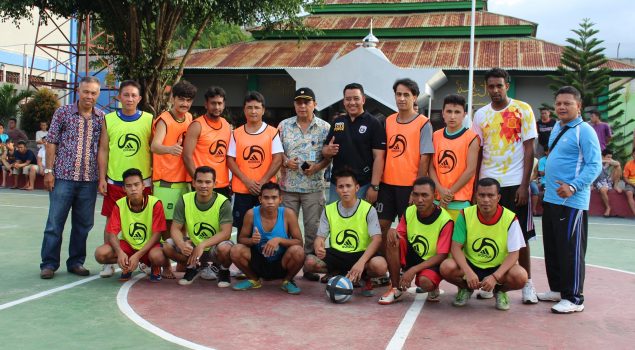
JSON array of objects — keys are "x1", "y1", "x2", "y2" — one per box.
[{"x1": 37, "y1": 67, "x2": 602, "y2": 314}]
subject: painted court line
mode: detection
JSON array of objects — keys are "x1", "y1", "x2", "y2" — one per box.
[
  {"x1": 0, "y1": 203, "x2": 49, "y2": 209},
  {"x1": 117, "y1": 273, "x2": 216, "y2": 350},
  {"x1": 535, "y1": 234, "x2": 635, "y2": 243},
  {"x1": 385, "y1": 293, "x2": 427, "y2": 350},
  {"x1": 534, "y1": 218, "x2": 635, "y2": 227},
  {"x1": 531, "y1": 256, "x2": 635, "y2": 275},
  {"x1": 0, "y1": 274, "x2": 101, "y2": 311}
]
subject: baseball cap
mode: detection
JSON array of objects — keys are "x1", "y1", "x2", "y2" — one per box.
[{"x1": 294, "y1": 87, "x2": 315, "y2": 101}]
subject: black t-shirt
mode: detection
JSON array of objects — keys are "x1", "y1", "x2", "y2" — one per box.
[
  {"x1": 325, "y1": 111, "x2": 386, "y2": 185},
  {"x1": 14, "y1": 149, "x2": 36, "y2": 164},
  {"x1": 536, "y1": 118, "x2": 556, "y2": 148}
]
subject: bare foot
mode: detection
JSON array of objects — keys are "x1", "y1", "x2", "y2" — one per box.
[{"x1": 161, "y1": 267, "x2": 176, "y2": 279}]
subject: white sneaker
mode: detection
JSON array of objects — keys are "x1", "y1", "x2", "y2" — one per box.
[
  {"x1": 551, "y1": 299, "x2": 584, "y2": 314},
  {"x1": 100, "y1": 264, "x2": 114, "y2": 278},
  {"x1": 200, "y1": 264, "x2": 218, "y2": 280},
  {"x1": 138, "y1": 263, "x2": 151, "y2": 275},
  {"x1": 537, "y1": 290, "x2": 562, "y2": 302},
  {"x1": 522, "y1": 281, "x2": 538, "y2": 304},
  {"x1": 477, "y1": 289, "x2": 494, "y2": 299}
]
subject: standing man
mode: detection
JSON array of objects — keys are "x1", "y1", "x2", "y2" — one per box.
[
  {"x1": 322, "y1": 83, "x2": 386, "y2": 204},
  {"x1": 278, "y1": 87, "x2": 331, "y2": 281},
  {"x1": 227, "y1": 91, "x2": 283, "y2": 233},
  {"x1": 183, "y1": 86, "x2": 232, "y2": 198},
  {"x1": 40, "y1": 76, "x2": 104, "y2": 279},
  {"x1": 471, "y1": 68, "x2": 538, "y2": 303},
  {"x1": 588, "y1": 110, "x2": 612, "y2": 152},
  {"x1": 6, "y1": 117, "x2": 27, "y2": 143},
  {"x1": 36, "y1": 121, "x2": 49, "y2": 150},
  {"x1": 98, "y1": 80, "x2": 153, "y2": 277},
  {"x1": 537, "y1": 86, "x2": 601, "y2": 314},
  {"x1": 535, "y1": 107, "x2": 555, "y2": 157},
  {"x1": 377, "y1": 79, "x2": 433, "y2": 251}
]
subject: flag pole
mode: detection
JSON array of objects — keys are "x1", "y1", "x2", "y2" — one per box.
[{"x1": 467, "y1": 0, "x2": 476, "y2": 121}]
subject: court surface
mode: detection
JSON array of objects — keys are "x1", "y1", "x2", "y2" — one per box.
[{"x1": 1, "y1": 188, "x2": 634, "y2": 349}]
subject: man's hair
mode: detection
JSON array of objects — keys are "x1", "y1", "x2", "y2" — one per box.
[
  {"x1": 555, "y1": 86, "x2": 582, "y2": 102},
  {"x1": 343, "y1": 83, "x2": 364, "y2": 96},
  {"x1": 194, "y1": 166, "x2": 216, "y2": 181},
  {"x1": 392, "y1": 78, "x2": 419, "y2": 97},
  {"x1": 122, "y1": 168, "x2": 143, "y2": 182},
  {"x1": 602, "y1": 148, "x2": 613, "y2": 157},
  {"x1": 442, "y1": 94, "x2": 467, "y2": 111},
  {"x1": 477, "y1": 177, "x2": 501, "y2": 193},
  {"x1": 17, "y1": 140, "x2": 27, "y2": 146},
  {"x1": 539, "y1": 106, "x2": 551, "y2": 112},
  {"x1": 333, "y1": 167, "x2": 359, "y2": 184},
  {"x1": 589, "y1": 110, "x2": 601, "y2": 118},
  {"x1": 9, "y1": 117, "x2": 17, "y2": 123},
  {"x1": 244, "y1": 91, "x2": 265, "y2": 107},
  {"x1": 484, "y1": 67, "x2": 510, "y2": 83},
  {"x1": 118, "y1": 80, "x2": 142, "y2": 94},
  {"x1": 260, "y1": 181, "x2": 281, "y2": 194},
  {"x1": 413, "y1": 176, "x2": 436, "y2": 191},
  {"x1": 171, "y1": 80, "x2": 197, "y2": 99},
  {"x1": 204, "y1": 86, "x2": 226, "y2": 101},
  {"x1": 0, "y1": 122, "x2": 4, "y2": 127},
  {"x1": 79, "y1": 76, "x2": 101, "y2": 85}
]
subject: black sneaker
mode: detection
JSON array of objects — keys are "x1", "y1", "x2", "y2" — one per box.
[
  {"x1": 178, "y1": 268, "x2": 199, "y2": 285},
  {"x1": 217, "y1": 268, "x2": 231, "y2": 288}
]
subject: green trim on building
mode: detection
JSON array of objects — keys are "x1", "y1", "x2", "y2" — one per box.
[
  {"x1": 252, "y1": 25, "x2": 535, "y2": 40},
  {"x1": 308, "y1": 1, "x2": 486, "y2": 14},
  {"x1": 247, "y1": 75, "x2": 259, "y2": 91},
  {"x1": 508, "y1": 76, "x2": 516, "y2": 99}
]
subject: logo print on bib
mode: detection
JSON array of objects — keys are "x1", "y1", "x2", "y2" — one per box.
[
  {"x1": 438, "y1": 150, "x2": 457, "y2": 174},
  {"x1": 359, "y1": 125, "x2": 367, "y2": 134},
  {"x1": 128, "y1": 222, "x2": 147, "y2": 244},
  {"x1": 242, "y1": 145, "x2": 265, "y2": 169},
  {"x1": 118, "y1": 134, "x2": 141, "y2": 156},
  {"x1": 209, "y1": 140, "x2": 228, "y2": 162},
  {"x1": 411, "y1": 235, "x2": 429, "y2": 258},
  {"x1": 388, "y1": 134, "x2": 407, "y2": 157},
  {"x1": 472, "y1": 237, "x2": 499, "y2": 263},
  {"x1": 193, "y1": 222, "x2": 216, "y2": 239},
  {"x1": 335, "y1": 229, "x2": 359, "y2": 251}
]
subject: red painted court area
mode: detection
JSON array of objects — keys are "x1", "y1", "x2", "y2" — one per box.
[{"x1": 126, "y1": 259, "x2": 635, "y2": 349}]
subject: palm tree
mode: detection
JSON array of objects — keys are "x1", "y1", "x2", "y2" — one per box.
[{"x1": 0, "y1": 84, "x2": 33, "y2": 124}]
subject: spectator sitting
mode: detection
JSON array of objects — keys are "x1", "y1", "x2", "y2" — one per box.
[
  {"x1": 36, "y1": 121, "x2": 49, "y2": 150},
  {"x1": 0, "y1": 121, "x2": 9, "y2": 143},
  {"x1": 623, "y1": 149, "x2": 635, "y2": 217},
  {"x1": 12, "y1": 140, "x2": 38, "y2": 190},
  {"x1": 6, "y1": 117, "x2": 28, "y2": 143},
  {"x1": 1, "y1": 139, "x2": 16, "y2": 188},
  {"x1": 593, "y1": 148, "x2": 622, "y2": 217}
]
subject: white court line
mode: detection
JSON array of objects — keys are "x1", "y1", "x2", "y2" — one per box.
[
  {"x1": 0, "y1": 274, "x2": 101, "y2": 311},
  {"x1": 117, "y1": 273, "x2": 216, "y2": 350},
  {"x1": 385, "y1": 293, "x2": 427, "y2": 350},
  {"x1": 0, "y1": 191, "x2": 48, "y2": 197},
  {"x1": 0, "y1": 224, "x2": 18, "y2": 229},
  {"x1": 534, "y1": 218, "x2": 635, "y2": 227},
  {"x1": 0, "y1": 203, "x2": 48, "y2": 209},
  {"x1": 535, "y1": 234, "x2": 635, "y2": 242},
  {"x1": 531, "y1": 256, "x2": 635, "y2": 275}
]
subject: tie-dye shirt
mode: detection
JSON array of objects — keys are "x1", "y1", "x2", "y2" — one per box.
[{"x1": 472, "y1": 99, "x2": 537, "y2": 187}]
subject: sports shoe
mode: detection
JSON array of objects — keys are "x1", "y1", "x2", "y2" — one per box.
[
  {"x1": 149, "y1": 265, "x2": 162, "y2": 282},
  {"x1": 100, "y1": 264, "x2": 115, "y2": 278},
  {"x1": 378, "y1": 287, "x2": 403, "y2": 305},
  {"x1": 537, "y1": 290, "x2": 562, "y2": 302},
  {"x1": 231, "y1": 270, "x2": 247, "y2": 280},
  {"x1": 119, "y1": 271, "x2": 132, "y2": 282},
  {"x1": 426, "y1": 288, "x2": 442, "y2": 302},
  {"x1": 217, "y1": 268, "x2": 231, "y2": 288},
  {"x1": 139, "y1": 263, "x2": 151, "y2": 275},
  {"x1": 232, "y1": 279, "x2": 262, "y2": 291},
  {"x1": 372, "y1": 275, "x2": 391, "y2": 287},
  {"x1": 178, "y1": 268, "x2": 200, "y2": 286},
  {"x1": 551, "y1": 299, "x2": 584, "y2": 314},
  {"x1": 522, "y1": 281, "x2": 538, "y2": 304},
  {"x1": 453, "y1": 288, "x2": 473, "y2": 307},
  {"x1": 361, "y1": 279, "x2": 374, "y2": 297},
  {"x1": 477, "y1": 289, "x2": 494, "y2": 299},
  {"x1": 303, "y1": 271, "x2": 320, "y2": 282},
  {"x1": 495, "y1": 291, "x2": 510, "y2": 311},
  {"x1": 281, "y1": 279, "x2": 301, "y2": 294},
  {"x1": 200, "y1": 264, "x2": 219, "y2": 280}
]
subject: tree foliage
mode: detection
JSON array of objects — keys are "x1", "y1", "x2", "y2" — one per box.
[
  {"x1": 547, "y1": 18, "x2": 633, "y2": 161},
  {"x1": 20, "y1": 88, "x2": 60, "y2": 137},
  {"x1": 171, "y1": 22, "x2": 251, "y2": 51},
  {"x1": 0, "y1": 0, "x2": 314, "y2": 115},
  {"x1": 0, "y1": 84, "x2": 33, "y2": 124}
]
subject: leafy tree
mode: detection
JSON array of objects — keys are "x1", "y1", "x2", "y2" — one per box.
[
  {"x1": 0, "y1": 0, "x2": 313, "y2": 115},
  {"x1": 171, "y1": 22, "x2": 251, "y2": 51},
  {"x1": 0, "y1": 84, "x2": 33, "y2": 124},
  {"x1": 20, "y1": 88, "x2": 60, "y2": 137},
  {"x1": 548, "y1": 18, "x2": 633, "y2": 161}
]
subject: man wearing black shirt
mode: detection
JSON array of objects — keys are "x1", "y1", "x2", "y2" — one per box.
[{"x1": 536, "y1": 107, "x2": 556, "y2": 157}]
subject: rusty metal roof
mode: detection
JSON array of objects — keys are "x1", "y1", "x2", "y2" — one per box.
[{"x1": 183, "y1": 38, "x2": 635, "y2": 71}]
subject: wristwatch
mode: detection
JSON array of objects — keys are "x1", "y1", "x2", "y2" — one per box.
[
  {"x1": 568, "y1": 184, "x2": 576, "y2": 193},
  {"x1": 371, "y1": 184, "x2": 380, "y2": 191},
  {"x1": 44, "y1": 168, "x2": 54, "y2": 174}
]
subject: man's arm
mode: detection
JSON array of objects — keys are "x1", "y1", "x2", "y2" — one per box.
[
  {"x1": 258, "y1": 153, "x2": 282, "y2": 184},
  {"x1": 347, "y1": 234, "x2": 382, "y2": 283},
  {"x1": 237, "y1": 210, "x2": 256, "y2": 246},
  {"x1": 366, "y1": 149, "x2": 385, "y2": 203},
  {"x1": 182, "y1": 121, "x2": 201, "y2": 178},
  {"x1": 570, "y1": 128, "x2": 602, "y2": 191},
  {"x1": 516, "y1": 139, "x2": 535, "y2": 206},
  {"x1": 151, "y1": 119, "x2": 183, "y2": 156},
  {"x1": 97, "y1": 120, "x2": 109, "y2": 195},
  {"x1": 449, "y1": 137, "x2": 480, "y2": 194}
]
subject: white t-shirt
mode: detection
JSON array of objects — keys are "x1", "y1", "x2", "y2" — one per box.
[
  {"x1": 506, "y1": 219, "x2": 526, "y2": 252},
  {"x1": 472, "y1": 99, "x2": 537, "y2": 187},
  {"x1": 36, "y1": 130, "x2": 48, "y2": 149},
  {"x1": 37, "y1": 147, "x2": 46, "y2": 169},
  {"x1": 228, "y1": 122, "x2": 283, "y2": 157}
]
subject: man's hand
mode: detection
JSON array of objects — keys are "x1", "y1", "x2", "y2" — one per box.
[
  {"x1": 262, "y1": 237, "x2": 280, "y2": 257},
  {"x1": 44, "y1": 173, "x2": 55, "y2": 191},
  {"x1": 346, "y1": 260, "x2": 365, "y2": 283},
  {"x1": 245, "y1": 179, "x2": 261, "y2": 196},
  {"x1": 465, "y1": 269, "x2": 480, "y2": 290},
  {"x1": 128, "y1": 254, "x2": 140, "y2": 273},
  {"x1": 98, "y1": 179, "x2": 108, "y2": 196},
  {"x1": 188, "y1": 245, "x2": 204, "y2": 266},
  {"x1": 555, "y1": 180, "x2": 574, "y2": 198},
  {"x1": 481, "y1": 275, "x2": 498, "y2": 292},
  {"x1": 251, "y1": 228, "x2": 262, "y2": 245},
  {"x1": 386, "y1": 228, "x2": 399, "y2": 248},
  {"x1": 286, "y1": 157, "x2": 300, "y2": 170},
  {"x1": 323, "y1": 136, "x2": 339, "y2": 157},
  {"x1": 315, "y1": 241, "x2": 326, "y2": 260},
  {"x1": 117, "y1": 252, "x2": 129, "y2": 272},
  {"x1": 179, "y1": 240, "x2": 194, "y2": 256},
  {"x1": 303, "y1": 163, "x2": 320, "y2": 177},
  {"x1": 399, "y1": 269, "x2": 416, "y2": 290},
  {"x1": 168, "y1": 137, "x2": 184, "y2": 156},
  {"x1": 365, "y1": 187, "x2": 378, "y2": 204},
  {"x1": 515, "y1": 185, "x2": 529, "y2": 206}
]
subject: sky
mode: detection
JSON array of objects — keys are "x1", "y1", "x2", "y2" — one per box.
[{"x1": 488, "y1": 0, "x2": 635, "y2": 59}]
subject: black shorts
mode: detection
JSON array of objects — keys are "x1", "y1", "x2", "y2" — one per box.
[
  {"x1": 403, "y1": 244, "x2": 440, "y2": 274},
  {"x1": 376, "y1": 183, "x2": 412, "y2": 221},
  {"x1": 233, "y1": 193, "x2": 260, "y2": 231},
  {"x1": 249, "y1": 246, "x2": 287, "y2": 280},
  {"x1": 499, "y1": 185, "x2": 536, "y2": 241},
  {"x1": 215, "y1": 186, "x2": 232, "y2": 199},
  {"x1": 323, "y1": 248, "x2": 365, "y2": 274},
  {"x1": 466, "y1": 259, "x2": 500, "y2": 282}
]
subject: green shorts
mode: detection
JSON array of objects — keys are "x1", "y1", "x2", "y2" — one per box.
[{"x1": 153, "y1": 181, "x2": 191, "y2": 220}]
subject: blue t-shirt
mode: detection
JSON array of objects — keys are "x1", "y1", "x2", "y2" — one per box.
[
  {"x1": 0, "y1": 134, "x2": 8, "y2": 143},
  {"x1": 14, "y1": 149, "x2": 37, "y2": 164}
]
